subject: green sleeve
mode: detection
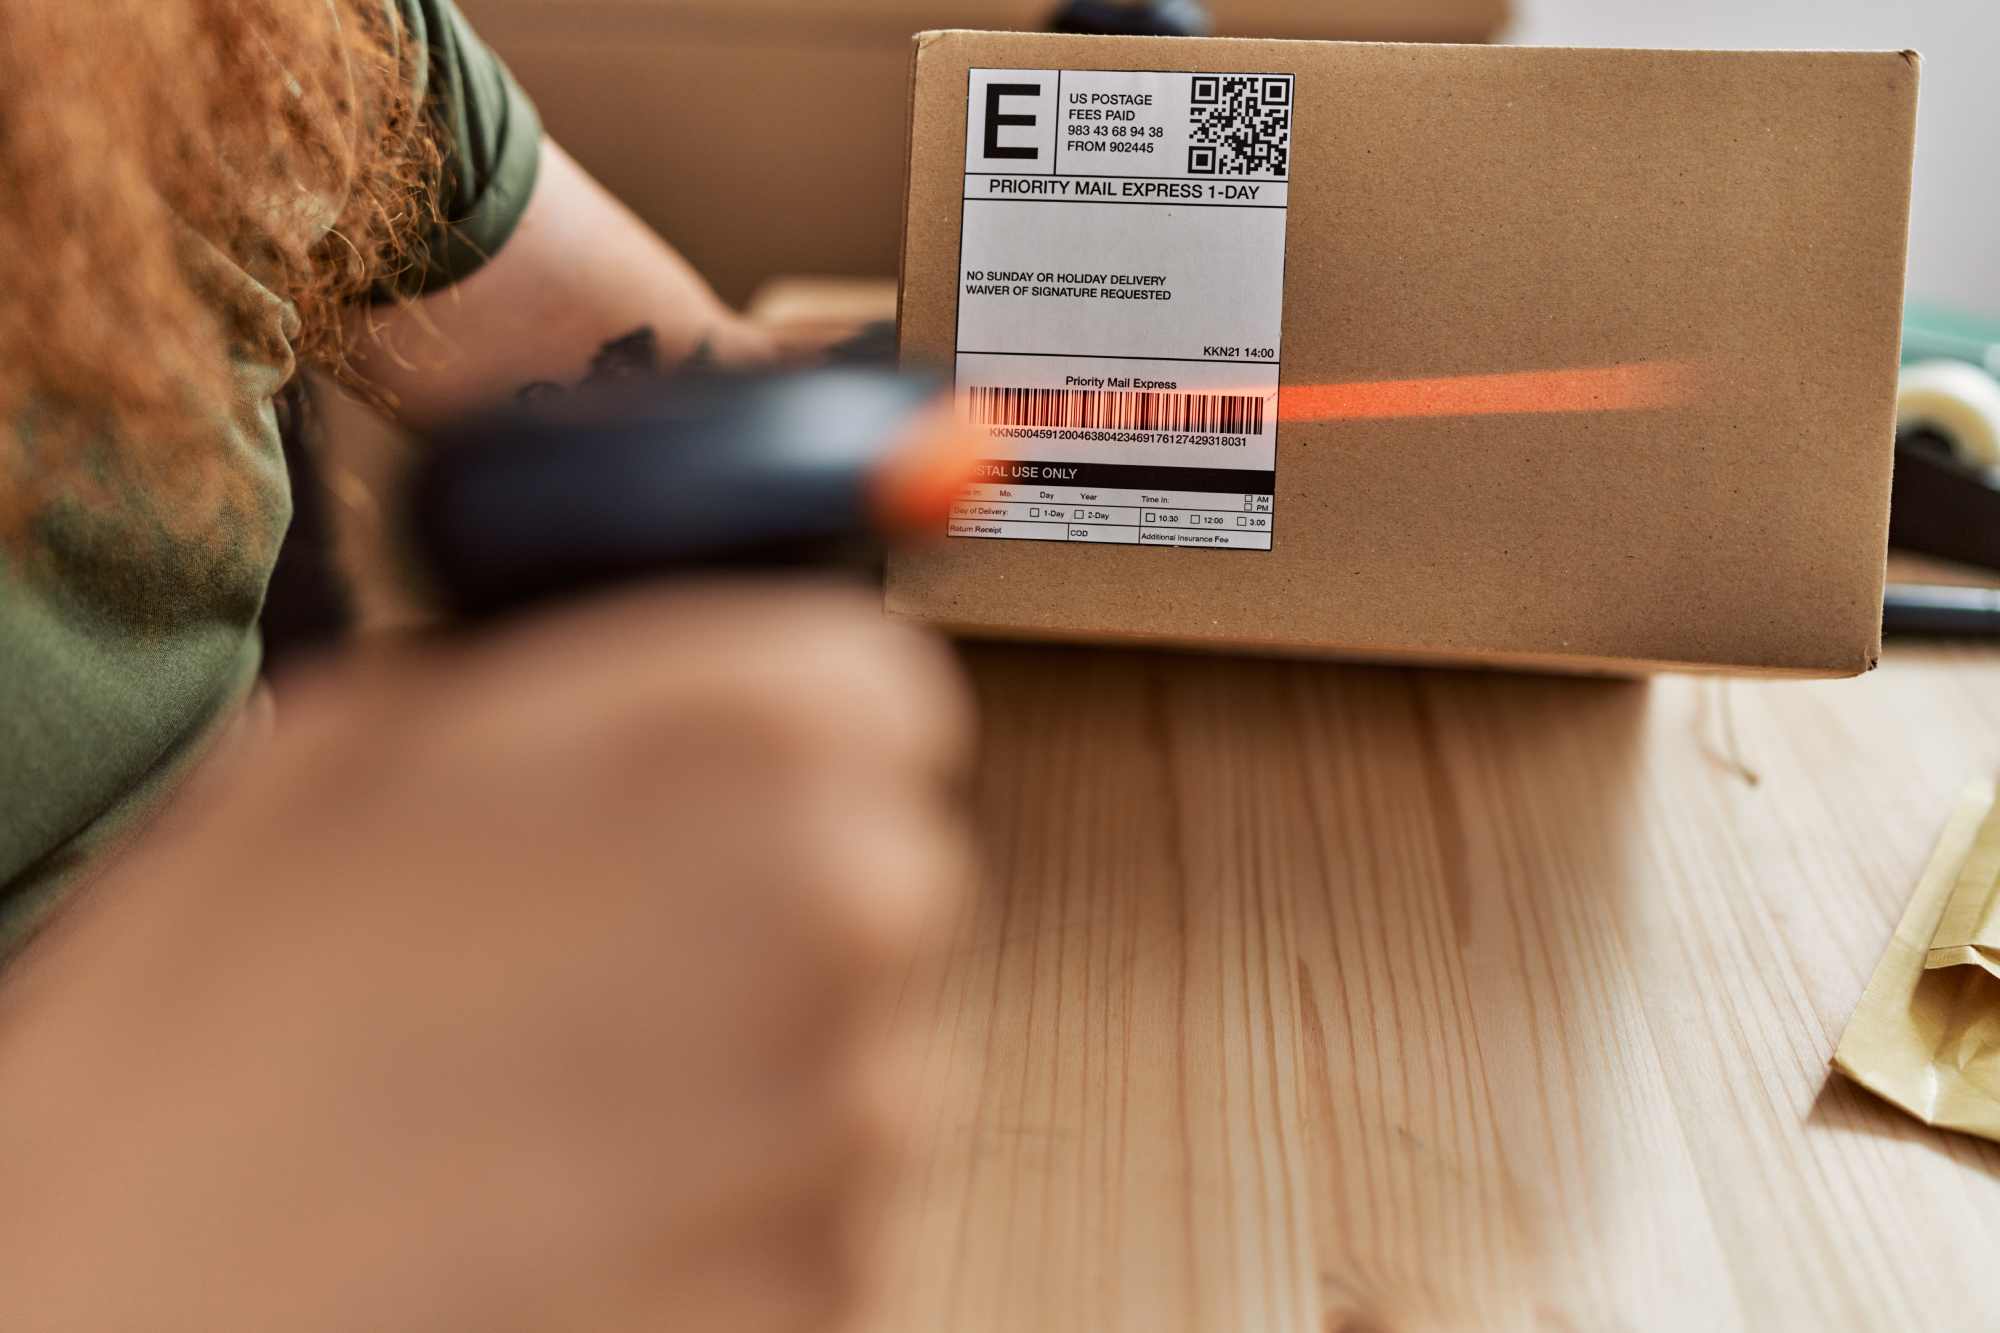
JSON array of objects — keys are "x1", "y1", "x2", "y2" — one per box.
[
  {"x1": 389, "y1": 0, "x2": 545, "y2": 296},
  {"x1": 0, "y1": 336, "x2": 295, "y2": 962}
]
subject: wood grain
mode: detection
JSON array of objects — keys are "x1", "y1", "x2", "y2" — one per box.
[{"x1": 872, "y1": 642, "x2": 2000, "y2": 1333}]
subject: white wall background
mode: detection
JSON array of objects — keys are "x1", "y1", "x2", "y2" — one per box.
[{"x1": 1507, "y1": 0, "x2": 1998, "y2": 313}]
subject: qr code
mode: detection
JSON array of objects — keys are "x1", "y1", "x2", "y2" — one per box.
[{"x1": 1188, "y1": 75, "x2": 1292, "y2": 178}]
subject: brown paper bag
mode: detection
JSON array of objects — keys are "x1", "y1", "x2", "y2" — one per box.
[{"x1": 1834, "y1": 781, "x2": 2000, "y2": 1141}]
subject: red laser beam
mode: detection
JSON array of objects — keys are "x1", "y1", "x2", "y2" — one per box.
[{"x1": 1277, "y1": 360, "x2": 1701, "y2": 424}]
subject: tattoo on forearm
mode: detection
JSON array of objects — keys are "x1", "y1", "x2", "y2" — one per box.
[
  {"x1": 587, "y1": 327, "x2": 664, "y2": 383},
  {"x1": 514, "y1": 325, "x2": 719, "y2": 405}
]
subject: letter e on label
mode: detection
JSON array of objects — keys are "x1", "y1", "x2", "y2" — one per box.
[
  {"x1": 985, "y1": 83, "x2": 1040, "y2": 160},
  {"x1": 966, "y1": 71, "x2": 1058, "y2": 171}
]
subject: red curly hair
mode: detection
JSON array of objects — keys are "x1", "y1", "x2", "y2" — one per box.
[{"x1": 0, "y1": 0, "x2": 439, "y2": 540}]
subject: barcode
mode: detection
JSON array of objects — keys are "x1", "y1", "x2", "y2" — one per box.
[{"x1": 967, "y1": 386, "x2": 1265, "y2": 436}]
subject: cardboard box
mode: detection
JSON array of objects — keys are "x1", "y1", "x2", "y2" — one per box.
[
  {"x1": 888, "y1": 32, "x2": 1921, "y2": 676},
  {"x1": 460, "y1": 1, "x2": 1510, "y2": 304}
]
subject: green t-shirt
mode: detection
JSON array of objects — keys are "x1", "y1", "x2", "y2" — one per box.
[{"x1": 0, "y1": 0, "x2": 542, "y2": 960}]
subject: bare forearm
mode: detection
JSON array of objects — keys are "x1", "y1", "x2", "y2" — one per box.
[{"x1": 344, "y1": 138, "x2": 774, "y2": 430}]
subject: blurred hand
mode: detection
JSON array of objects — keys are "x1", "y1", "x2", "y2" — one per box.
[{"x1": 0, "y1": 583, "x2": 973, "y2": 1333}]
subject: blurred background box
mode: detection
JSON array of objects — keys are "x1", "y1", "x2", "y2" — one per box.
[{"x1": 459, "y1": 1, "x2": 1511, "y2": 304}]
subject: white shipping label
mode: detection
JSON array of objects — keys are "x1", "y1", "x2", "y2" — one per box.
[{"x1": 953, "y1": 68, "x2": 1293, "y2": 551}]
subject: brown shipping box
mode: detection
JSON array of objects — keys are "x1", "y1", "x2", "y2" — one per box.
[
  {"x1": 887, "y1": 33, "x2": 1921, "y2": 676},
  {"x1": 459, "y1": 1, "x2": 1510, "y2": 303}
]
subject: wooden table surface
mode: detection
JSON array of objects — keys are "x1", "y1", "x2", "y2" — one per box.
[
  {"x1": 871, "y1": 639, "x2": 2000, "y2": 1333},
  {"x1": 320, "y1": 278, "x2": 2000, "y2": 1328}
]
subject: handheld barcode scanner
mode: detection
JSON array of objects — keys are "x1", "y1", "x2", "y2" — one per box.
[{"x1": 406, "y1": 368, "x2": 980, "y2": 619}]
